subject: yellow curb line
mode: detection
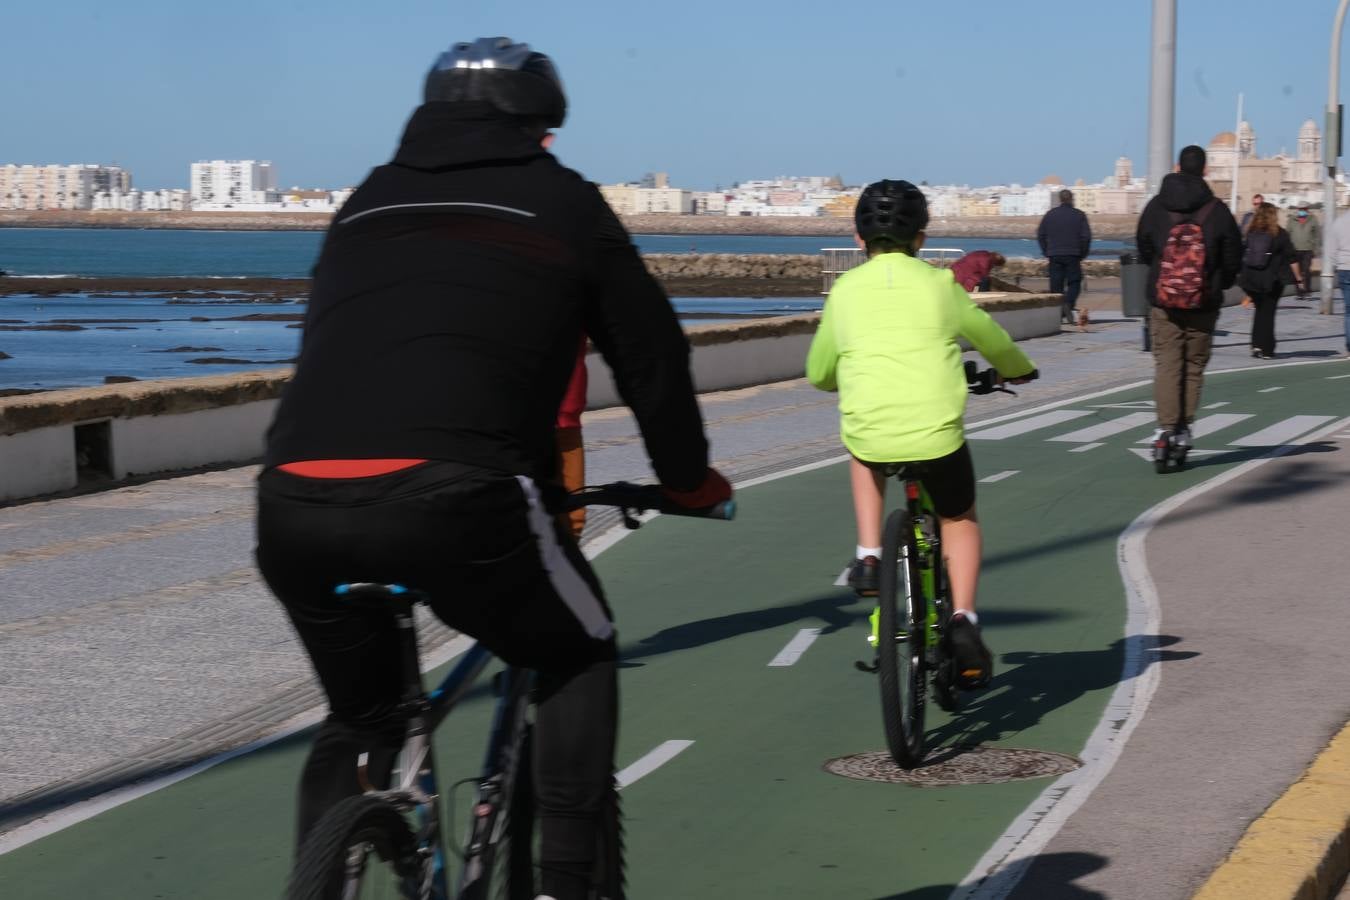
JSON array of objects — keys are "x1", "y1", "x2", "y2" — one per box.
[{"x1": 1193, "y1": 723, "x2": 1350, "y2": 900}]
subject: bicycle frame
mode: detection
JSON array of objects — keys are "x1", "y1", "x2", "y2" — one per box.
[
  {"x1": 869, "y1": 475, "x2": 948, "y2": 654},
  {"x1": 351, "y1": 600, "x2": 528, "y2": 900}
]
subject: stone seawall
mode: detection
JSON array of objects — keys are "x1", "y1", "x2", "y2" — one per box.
[{"x1": 0, "y1": 209, "x2": 1139, "y2": 239}]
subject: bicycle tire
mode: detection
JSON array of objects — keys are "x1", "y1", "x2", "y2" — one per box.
[
  {"x1": 287, "y1": 793, "x2": 423, "y2": 900},
  {"x1": 877, "y1": 507, "x2": 928, "y2": 769}
]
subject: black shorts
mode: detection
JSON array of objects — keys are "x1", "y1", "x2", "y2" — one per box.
[{"x1": 857, "y1": 442, "x2": 977, "y2": 518}]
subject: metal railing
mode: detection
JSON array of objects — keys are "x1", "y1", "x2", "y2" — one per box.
[{"x1": 820, "y1": 247, "x2": 966, "y2": 293}]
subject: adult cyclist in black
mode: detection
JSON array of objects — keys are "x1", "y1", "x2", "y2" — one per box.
[{"x1": 255, "y1": 37, "x2": 732, "y2": 900}]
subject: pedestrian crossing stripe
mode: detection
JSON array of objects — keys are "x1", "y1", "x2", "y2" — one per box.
[{"x1": 968, "y1": 409, "x2": 1336, "y2": 449}]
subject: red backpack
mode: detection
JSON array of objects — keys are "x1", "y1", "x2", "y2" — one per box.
[{"x1": 1155, "y1": 199, "x2": 1217, "y2": 309}]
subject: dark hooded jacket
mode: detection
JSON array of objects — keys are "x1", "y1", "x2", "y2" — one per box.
[
  {"x1": 264, "y1": 102, "x2": 708, "y2": 488},
  {"x1": 1136, "y1": 173, "x2": 1243, "y2": 311}
]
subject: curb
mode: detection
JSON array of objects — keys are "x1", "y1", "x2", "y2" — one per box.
[{"x1": 1193, "y1": 722, "x2": 1350, "y2": 899}]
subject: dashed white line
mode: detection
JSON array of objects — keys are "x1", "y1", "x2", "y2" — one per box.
[
  {"x1": 979, "y1": 470, "x2": 1020, "y2": 484},
  {"x1": 1050, "y1": 412, "x2": 1156, "y2": 443},
  {"x1": 1135, "y1": 413, "x2": 1254, "y2": 443},
  {"x1": 1258, "y1": 386, "x2": 1284, "y2": 393},
  {"x1": 1230, "y1": 415, "x2": 1337, "y2": 447},
  {"x1": 1203, "y1": 401, "x2": 1231, "y2": 409},
  {"x1": 769, "y1": 628, "x2": 822, "y2": 667},
  {"x1": 1327, "y1": 374, "x2": 1350, "y2": 380},
  {"x1": 615, "y1": 740, "x2": 694, "y2": 789},
  {"x1": 967, "y1": 410, "x2": 1095, "y2": 440},
  {"x1": 1069, "y1": 443, "x2": 1104, "y2": 453}
]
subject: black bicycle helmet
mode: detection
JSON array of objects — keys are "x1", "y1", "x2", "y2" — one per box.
[
  {"x1": 424, "y1": 37, "x2": 566, "y2": 128},
  {"x1": 854, "y1": 179, "x2": 929, "y2": 246}
]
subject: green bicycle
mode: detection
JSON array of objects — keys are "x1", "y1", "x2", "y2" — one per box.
[{"x1": 862, "y1": 362, "x2": 1032, "y2": 769}]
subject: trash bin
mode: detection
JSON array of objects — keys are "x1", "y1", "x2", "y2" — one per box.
[{"x1": 1120, "y1": 251, "x2": 1150, "y2": 318}]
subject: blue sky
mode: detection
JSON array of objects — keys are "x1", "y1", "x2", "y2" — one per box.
[{"x1": 3, "y1": 0, "x2": 1343, "y2": 191}]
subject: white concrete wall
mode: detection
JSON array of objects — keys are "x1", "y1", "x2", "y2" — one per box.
[
  {"x1": 108, "y1": 400, "x2": 278, "y2": 478},
  {"x1": 0, "y1": 426, "x2": 77, "y2": 502},
  {"x1": 0, "y1": 300, "x2": 1058, "y2": 504}
]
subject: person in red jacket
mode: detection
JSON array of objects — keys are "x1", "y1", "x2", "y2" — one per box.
[
  {"x1": 950, "y1": 250, "x2": 1006, "y2": 292},
  {"x1": 556, "y1": 336, "x2": 589, "y2": 538}
]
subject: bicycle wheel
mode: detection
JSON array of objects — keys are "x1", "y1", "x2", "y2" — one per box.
[
  {"x1": 877, "y1": 507, "x2": 928, "y2": 769},
  {"x1": 460, "y1": 723, "x2": 537, "y2": 900},
  {"x1": 288, "y1": 794, "x2": 424, "y2": 900}
]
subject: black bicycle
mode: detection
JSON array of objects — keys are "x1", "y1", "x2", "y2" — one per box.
[
  {"x1": 866, "y1": 362, "x2": 1034, "y2": 769},
  {"x1": 286, "y1": 483, "x2": 734, "y2": 900}
]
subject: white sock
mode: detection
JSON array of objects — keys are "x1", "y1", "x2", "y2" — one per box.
[
  {"x1": 857, "y1": 545, "x2": 882, "y2": 560},
  {"x1": 954, "y1": 610, "x2": 979, "y2": 626}
]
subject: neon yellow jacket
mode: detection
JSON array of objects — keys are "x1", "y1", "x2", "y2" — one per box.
[{"x1": 806, "y1": 252, "x2": 1035, "y2": 463}]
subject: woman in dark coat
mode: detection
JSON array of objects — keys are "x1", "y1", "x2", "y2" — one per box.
[{"x1": 1239, "y1": 203, "x2": 1300, "y2": 359}]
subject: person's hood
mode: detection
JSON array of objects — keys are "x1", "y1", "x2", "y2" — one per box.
[
  {"x1": 391, "y1": 101, "x2": 550, "y2": 171},
  {"x1": 1156, "y1": 172, "x2": 1215, "y2": 214}
]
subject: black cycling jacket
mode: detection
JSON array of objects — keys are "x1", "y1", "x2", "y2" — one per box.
[{"x1": 264, "y1": 102, "x2": 709, "y2": 489}]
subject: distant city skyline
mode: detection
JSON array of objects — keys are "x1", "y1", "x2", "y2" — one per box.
[{"x1": 2, "y1": 0, "x2": 1344, "y2": 191}]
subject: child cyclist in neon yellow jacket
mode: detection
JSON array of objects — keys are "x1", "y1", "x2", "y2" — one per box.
[{"x1": 806, "y1": 180, "x2": 1037, "y2": 688}]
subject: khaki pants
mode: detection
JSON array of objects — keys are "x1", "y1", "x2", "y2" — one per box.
[{"x1": 1151, "y1": 306, "x2": 1219, "y2": 429}]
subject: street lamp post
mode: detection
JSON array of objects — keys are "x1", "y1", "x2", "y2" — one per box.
[
  {"x1": 1147, "y1": 0, "x2": 1178, "y2": 196},
  {"x1": 1321, "y1": 0, "x2": 1349, "y2": 316}
]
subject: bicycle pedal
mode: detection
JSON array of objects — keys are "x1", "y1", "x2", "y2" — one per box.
[{"x1": 854, "y1": 659, "x2": 879, "y2": 674}]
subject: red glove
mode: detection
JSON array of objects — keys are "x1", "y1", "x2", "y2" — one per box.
[{"x1": 661, "y1": 468, "x2": 732, "y2": 509}]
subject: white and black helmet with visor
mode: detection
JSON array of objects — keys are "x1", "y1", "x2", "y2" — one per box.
[{"x1": 424, "y1": 37, "x2": 566, "y2": 129}]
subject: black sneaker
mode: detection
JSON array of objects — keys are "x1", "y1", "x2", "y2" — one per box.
[
  {"x1": 945, "y1": 615, "x2": 993, "y2": 689},
  {"x1": 847, "y1": 556, "x2": 879, "y2": 595}
]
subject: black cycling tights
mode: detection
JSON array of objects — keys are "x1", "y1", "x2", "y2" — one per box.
[{"x1": 256, "y1": 461, "x2": 618, "y2": 900}]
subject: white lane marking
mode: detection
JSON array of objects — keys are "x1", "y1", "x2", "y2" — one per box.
[
  {"x1": 1134, "y1": 413, "x2": 1254, "y2": 443},
  {"x1": 1327, "y1": 373, "x2": 1350, "y2": 380},
  {"x1": 1127, "y1": 448, "x2": 1222, "y2": 461},
  {"x1": 834, "y1": 567, "x2": 851, "y2": 587},
  {"x1": 0, "y1": 633, "x2": 477, "y2": 855},
  {"x1": 1203, "y1": 401, "x2": 1231, "y2": 409},
  {"x1": 615, "y1": 740, "x2": 694, "y2": 789},
  {"x1": 1258, "y1": 386, "x2": 1284, "y2": 393},
  {"x1": 1049, "y1": 413, "x2": 1156, "y2": 443},
  {"x1": 967, "y1": 410, "x2": 1095, "y2": 440},
  {"x1": 979, "y1": 470, "x2": 1020, "y2": 484},
  {"x1": 1229, "y1": 415, "x2": 1336, "y2": 447},
  {"x1": 952, "y1": 412, "x2": 1350, "y2": 900},
  {"x1": 768, "y1": 628, "x2": 823, "y2": 667},
  {"x1": 1069, "y1": 443, "x2": 1104, "y2": 453},
  {"x1": 1089, "y1": 401, "x2": 1155, "y2": 410}
]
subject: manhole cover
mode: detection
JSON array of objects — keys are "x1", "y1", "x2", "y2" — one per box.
[{"x1": 823, "y1": 747, "x2": 1081, "y2": 786}]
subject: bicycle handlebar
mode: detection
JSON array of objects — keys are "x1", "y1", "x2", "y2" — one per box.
[
  {"x1": 564, "y1": 482, "x2": 736, "y2": 522},
  {"x1": 964, "y1": 360, "x2": 1039, "y2": 396}
]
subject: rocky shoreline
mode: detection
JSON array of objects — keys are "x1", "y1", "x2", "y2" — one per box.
[
  {"x1": 0, "y1": 250, "x2": 1132, "y2": 300},
  {"x1": 0, "y1": 209, "x2": 1139, "y2": 240}
]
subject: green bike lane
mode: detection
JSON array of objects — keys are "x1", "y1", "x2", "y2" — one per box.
[{"x1": 2, "y1": 359, "x2": 1347, "y2": 899}]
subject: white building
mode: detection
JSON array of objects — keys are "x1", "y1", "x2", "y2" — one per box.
[
  {"x1": 190, "y1": 160, "x2": 278, "y2": 208},
  {"x1": 633, "y1": 187, "x2": 693, "y2": 214},
  {"x1": 0, "y1": 164, "x2": 131, "y2": 210},
  {"x1": 692, "y1": 191, "x2": 728, "y2": 215}
]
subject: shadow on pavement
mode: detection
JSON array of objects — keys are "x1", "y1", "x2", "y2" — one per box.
[
  {"x1": 870, "y1": 851, "x2": 1109, "y2": 899},
  {"x1": 926, "y1": 635, "x2": 1198, "y2": 750},
  {"x1": 0, "y1": 726, "x2": 314, "y2": 836},
  {"x1": 986, "y1": 450, "x2": 1339, "y2": 573}
]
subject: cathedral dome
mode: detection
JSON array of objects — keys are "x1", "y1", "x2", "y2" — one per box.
[{"x1": 1209, "y1": 131, "x2": 1237, "y2": 148}]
